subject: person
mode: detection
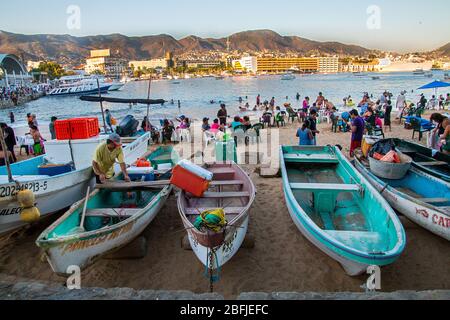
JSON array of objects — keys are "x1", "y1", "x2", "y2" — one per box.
[
  {"x1": 242, "y1": 116, "x2": 252, "y2": 130},
  {"x1": 217, "y1": 104, "x2": 228, "y2": 126},
  {"x1": 307, "y1": 110, "x2": 320, "y2": 145},
  {"x1": 384, "y1": 100, "x2": 392, "y2": 132},
  {"x1": 105, "y1": 109, "x2": 113, "y2": 132},
  {"x1": 396, "y1": 91, "x2": 407, "y2": 119},
  {"x1": 275, "y1": 106, "x2": 284, "y2": 127},
  {"x1": 231, "y1": 116, "x2": 242, "y2": 130},
  {"x1": 316, "y1": 92, "x2": 325, "y2": 108},
  {"x1": 269, "y1": 97, "x2": 275, "y2": 111},
  {"x1": 1, "y1": 123, "x2": 17, "y2": 163},
  {"x1": 419, "y1": 94, "x2": 427, "y2": 109},
  {"x1": 162, "y1": 119, "x2": 175, "y2": 143},
  {"x1": 261, "y1": 107, "x2": 273, "y2": 127},
  {"x1": 428, "y1": 95, "x2": 438, "y2": 110},
  {"x1": 202, "y1": 118, "x2": 211, "y2": 132},
  {"x1": 296, "y1": 92, "x2": 300, "y2": 101},
  {"x1": 0, "y1": 144, "x2": 14, "y2": 167},
  {"x1": 49, "y1": 117, "x2": 57, "y2": 140},
  {"x1": 27, "y1": 113, "x2": 33, "y2": 127},
  {"x1": 210, "y1": 119, "x2": 220, "y2": 133},
  {"x1": 92, "y1": 133, "x2": 131, "y2": 184},
  {"x1": 30, "y1": 114, "x2": 38, "y2": 128},
  {"x1": 296, "y1": 120, "x2": 314, "y2": 146},
  {"x1": 141, "y1": 116, "x2": 151, "y2": 132},
  {"x1": 239, "y1": 97, "x2": 243, "y2": 104},
  {"x1": 349, "y1": 109, "x2": 365, "y2": 157},
  {"x1": 363, "y1": 105, "x2": 376, "y2": 127},
  {"x1": 30, "y1": 125, "x2": 45, "y2": 156},
  {"x1": 9, "y1": 112, "x2": 14, "y2": 124},
  {"x1": 256, "y1": 94, "x2": 261, "y2": 106}
]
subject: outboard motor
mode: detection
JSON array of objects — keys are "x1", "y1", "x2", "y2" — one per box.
[{"x1": 116, "y1": 115, "x2": 139, "y2": 137}]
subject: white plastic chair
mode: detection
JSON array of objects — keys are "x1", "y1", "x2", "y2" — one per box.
[
  {"x1": 179, "y1": 128, "x2": 191, "y2": 143},
  {"x1": 245, "y1": 128, "x2": 259, "y2": 144},
  {"x1": 232, "y1": 128, "x2": 246, "y2": 146},
  {"x1": 204, "y1": 130, "x2": 217, "y2": 147}
]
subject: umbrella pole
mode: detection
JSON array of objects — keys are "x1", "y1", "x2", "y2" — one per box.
[{"x1": 97, "y1": 79, "x2": 108, "y2": 134}]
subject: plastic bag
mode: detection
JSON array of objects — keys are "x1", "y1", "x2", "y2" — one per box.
[{"x1": 369, "y1": 139, "x2": 396, "y2": 158}]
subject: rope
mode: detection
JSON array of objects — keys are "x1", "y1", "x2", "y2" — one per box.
[{"x1": 205, "y1": 247, "x2": 221, "y2": 293}]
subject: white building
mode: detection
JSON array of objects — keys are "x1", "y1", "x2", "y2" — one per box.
[
  {"x1": 129, "y1": 59, "x2": 168, "y2": 70},
  {"x1": 232, "y1": 56, "x2": 258, "y2": 73},
  {"x1": 318, "y1": 56, "x2": 339, "y2": 73}
]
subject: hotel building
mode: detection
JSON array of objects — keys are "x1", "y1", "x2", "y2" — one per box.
[
  {"x1": 85, "y1": 49, "x2": 128, "y2": 78},
  {"x1": 256, "y1": 56, "x2": 339, "y2": 73}
]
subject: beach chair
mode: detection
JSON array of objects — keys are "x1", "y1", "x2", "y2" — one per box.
[
  {"x1": 204, "y1": 130, "x2": 217, "y2": 148},
  {"x1": 286, "y1": 107, "x2": 299, "y2": 123},
  {"x1": 232, "y1": 127, "x2": 247, "y2": 146},
  {"x1": 366, "y1": 123, "x2": 385, "y2": 139},
  {"x1": 411, "y1": 118, "x2": 432, "y2": 141},
  {"x1": 261, "y1": 113, "x2": 272, "y2": 128}
]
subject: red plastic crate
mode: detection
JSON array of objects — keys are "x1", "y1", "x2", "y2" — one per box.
[
  {"x1": 170, "y1": 165, "x2": 210, "y2": 197},
  {"x1": 54, "y1": 120, "x2": 72, "y2": 140},
  {"x1": 54, "y1": 118, "x2": 99, "y2": 140},
  {"x1": 69, "y1": 118, "x2": 99, "y2": 139}
]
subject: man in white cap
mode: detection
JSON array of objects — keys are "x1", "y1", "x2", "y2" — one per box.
[{"x1": 92, "y1": 133, "x2": 131, "y2": 184}]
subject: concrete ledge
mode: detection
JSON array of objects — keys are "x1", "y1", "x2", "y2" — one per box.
[{"x1": 1, "y1": 275, "x2": 449, "y2": 300}]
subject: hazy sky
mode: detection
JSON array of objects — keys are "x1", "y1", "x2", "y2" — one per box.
[{"x1": 1, "y1": 0, "x2": 449, "y2": 52}]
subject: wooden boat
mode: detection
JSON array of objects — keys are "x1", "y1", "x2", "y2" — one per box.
[
  {"x1": 0, "y1": 133, "x2": 150, "y2": 236},
  {"x1": 36, "y1": 146, "x2": 179, "y2": 275},
  {"x1": 354, "y1": 150, "x2": 450, "y2": 241},
  {"x1": 280, "y1": 146, "x2": 406, "y2": 276},
  {"x1": 177, "y1": 162, "x2": 256, "y2": 269},
  {"x1": 391, "y1": 138, "x2": 450, "y2": 182}
]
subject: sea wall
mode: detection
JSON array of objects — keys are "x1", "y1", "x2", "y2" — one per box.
[
  {"x1": 0, "y1": 92, "x2": 44, "y2": 109},
  {"x1": 1, "y1": 276, "x2": 448, "y2": 300}
]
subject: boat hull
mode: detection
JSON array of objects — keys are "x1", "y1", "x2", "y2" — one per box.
[
  {"x1": 39, "y1": 187, "x2": 171, "y2": 275},
  {"x1": 48, "y1": 85, "x2": 111, "y2": 96},
  {"x1": 354, "y1": 159, "x2": 450, "y2": 241}
]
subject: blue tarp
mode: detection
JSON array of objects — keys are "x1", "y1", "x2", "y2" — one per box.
[{"x1": 405, "y1": 116, "x2": 434, "y2": 129}]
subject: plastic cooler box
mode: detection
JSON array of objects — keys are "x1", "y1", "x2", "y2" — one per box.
[
  {"x1": 170, "y1": 160, "x2": 213, "y2": 197},
  {"x1": 127, "y1": 167, "x2": 155, "y2": 182}
]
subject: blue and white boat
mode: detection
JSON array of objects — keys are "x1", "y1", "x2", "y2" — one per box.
[
  {"x1": 48, "y1": 76, "x2": 112, "y2": 96},
  {"x1": 0, "y1": 133, "x2": 150, "y2": 235},
  {"x1": 354, "y1": 153, "x2": 450, "y2": 241},
  {"x1": 280, "y1": 146, "x2": 406, "y2": 276}
]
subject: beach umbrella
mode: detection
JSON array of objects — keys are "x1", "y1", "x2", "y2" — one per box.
[{"x1": 418, "y1": 80, "x2": 450, "y2": 97}]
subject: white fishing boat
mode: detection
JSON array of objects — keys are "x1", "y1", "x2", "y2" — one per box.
[
  {"x1": 177, "y1": 162, "x2": 256, "y2": 270},
  {"x1": 36, "y1": 146, "x2": 178, "y2": 275},
  {"x1": 281, "y1": 72, "x2": 296, "y2": 81},
  {"x1": 48, "y1": 76, "x2": 112, "y2": 96},
  {"x1": 413, "y1": 69, "x2": 425, "y2": 75},
  {"x1": 0, "y1": 133, "x2": 150, "y2": 235}
]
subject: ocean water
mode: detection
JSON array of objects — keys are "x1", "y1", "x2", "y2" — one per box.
[{"x1": 1, "y1": 71, "x2": 448, "y2": 129}]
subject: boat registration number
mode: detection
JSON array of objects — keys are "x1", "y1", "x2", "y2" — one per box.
[{"x1": 0, "y1": 182, "x2": 48, "y2": 198}]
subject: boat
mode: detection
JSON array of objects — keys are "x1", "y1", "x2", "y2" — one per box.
[
  {"x1": 372, "y1": 76, "x2": 381, "y2": 80},
  {"x1": 280, "y1": 146, "x2": 406, "y2": 276},
  {"x1": 48, "y1": 75, "x2": 112, "y2": 96},
  {"x1": 353, "y1": 72, "x2": 367, "y2": 77},
  {"x1": 36, "y1": 146, "x2": 179, "y2": 275},
  {"x1": 0, "y1": 133, "x2": 150, "y2": 236},
  {"x1": 413, "y1": 69, "x2": 425, "y2": 75},
  {"x1": 425, "y1": 73, "x2": 433, "y2": 78},
  {"x1": 444, "y1": 73, "x2": 450, "y2": 81},
  {"x1": 281, "y1": 73, "x2": 296, "y2": 81},
  {"x1": 215, "y1": 76, "x2": 225, "y2": 80},
  {"x1": 354, "y1": 151, "x2": 450, "y2": 241},
  {"x1": 177, "y1": 162, "x2": 256, "y2": 270},
  {"x1": 391, "y1": 139, "x2": 450, "y2": 182}
]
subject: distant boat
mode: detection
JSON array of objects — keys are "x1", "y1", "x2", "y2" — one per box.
[
  {"x1": 444, "y1": 73, "x2": 450, "y2": 81},
  {"x1": 353, "y1": 72, "x2": 366, "y2": 77},
  {"x1": 372, "y1": 76, "x2": 381, "y2": 80},
  {"x1": 215, "y1": 76, "x2": 225, "y2": 80},
  {"x1": 171, "y1": 81, "x2": 181, "y2": 85},
  {"x1": 413, "y1": 69, "x2": 425, "y2": 75},
  {"x1": 425, "y1": 73, "x2": 433, "y2": 78},
  {"x1": 281, "y1": 73, "x2": 296, "y2": 80}
]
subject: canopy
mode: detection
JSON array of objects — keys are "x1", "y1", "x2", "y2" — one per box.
[
  {"x1": 80, "y1": 96, "x2": 165, "y2": 105},
  {"x1": 418, "y1": 80, "x2": 450, "y2": 90}
]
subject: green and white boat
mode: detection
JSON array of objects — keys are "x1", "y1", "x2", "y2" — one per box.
[
  {"x1": 36, "y1": 146, "x2": 179, "y2": 275},
  {"x1": 280, "y1": 145, "x2": 406, "y2": 276}
]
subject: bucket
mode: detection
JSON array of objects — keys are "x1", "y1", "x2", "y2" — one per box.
[{"x1": 369, "y1": 152, "x2": 412, "y2": 180}]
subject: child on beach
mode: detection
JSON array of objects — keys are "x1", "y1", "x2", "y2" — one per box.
[
  {"x1": 210, "y1": 119, "x2": 220, "y2": 133},
  {"x1": 296, "y1": 120, "x2": 314, "y2": 146}
]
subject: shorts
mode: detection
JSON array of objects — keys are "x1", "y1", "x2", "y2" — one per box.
[{"x1": 350, "y1": 140, "x2": 362, "y2": 156}]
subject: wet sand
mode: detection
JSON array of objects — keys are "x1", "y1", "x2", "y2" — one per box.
[{"x1": 1, "y1": 111, "x2": 449, "y2": 299}]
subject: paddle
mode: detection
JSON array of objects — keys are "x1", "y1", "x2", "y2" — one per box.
[{"x1": 70, "y1": 186, "x2": 91, "y2": 234}]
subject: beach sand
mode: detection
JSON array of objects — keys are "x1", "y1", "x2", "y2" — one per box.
[{"x1": 1, "y1": 111, "x2": 449, "y2": 299}]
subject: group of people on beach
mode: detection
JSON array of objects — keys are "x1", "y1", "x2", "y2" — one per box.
[{"x1": 0, "y1": 85, "x2": 46, "y2": 106}]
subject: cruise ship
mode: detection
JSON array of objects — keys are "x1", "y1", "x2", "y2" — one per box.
[{"x1": 48, "y1": 75, "x2": 123, "y2": 96}]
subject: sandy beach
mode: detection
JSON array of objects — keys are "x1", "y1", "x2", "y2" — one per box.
[{"x1": 1, "y1": 111, "x2": 449, "y2": 299}]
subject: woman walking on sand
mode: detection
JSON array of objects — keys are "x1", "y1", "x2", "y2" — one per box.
[{"x1": 296, "y1": 120, "x2": 314, "y2": 146}]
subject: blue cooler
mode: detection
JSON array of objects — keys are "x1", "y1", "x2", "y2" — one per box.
[{"x1": 127, "y1": 167, "x2": 155, "y2": 182}]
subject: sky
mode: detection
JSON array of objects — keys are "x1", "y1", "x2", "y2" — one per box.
[{"x1": 0, "y1": 0, "x2": 449, "y2": 53}]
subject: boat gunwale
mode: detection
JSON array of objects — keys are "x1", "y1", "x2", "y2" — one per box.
[{"x1": 280, "y1": 145, "x2": 406, "y2": 261}]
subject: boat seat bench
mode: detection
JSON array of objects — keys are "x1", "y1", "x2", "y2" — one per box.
[
  {"x1": 189, "y1": 191, "x2": 250, "y2": 198},
  {"x1": 284, "y1": 153, "x2": 339, "y2": 164},
  {"x1": 85, "y1": 209, "x2": 141, "y2": 218},
  {"x1": 415, "y1": 161, "x2": 448, "y2": 166},
  {"x1": 209, "y1": 180, "x2": 244, "y2": 186},
  {"x1": 185, "y1": 207, "x2": 245, "y2": 215},
  {"x1": 290, "y1": 183, "x2": 360, "y2": 192}
]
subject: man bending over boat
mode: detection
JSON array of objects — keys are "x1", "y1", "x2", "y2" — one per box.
[{"x1": 92, "y1": 133, "x2": 131, "y2": 184}]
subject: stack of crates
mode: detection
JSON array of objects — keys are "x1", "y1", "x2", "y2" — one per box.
[{"x1": 55, "y1": 118, "x2": 100, "y2": 140}]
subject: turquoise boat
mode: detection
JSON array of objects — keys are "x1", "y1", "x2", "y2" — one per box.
[
  {"x1": 36, "y1": 146, "x2": 179, "y2": 275},
  {"x1": 280, "y1": 146, "x2": 406, "y2": 276}
]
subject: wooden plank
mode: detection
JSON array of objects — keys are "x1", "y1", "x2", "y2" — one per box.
[
  {"x1": 184, "y1": 207, "x2": 245, "y2": 215},
  {"x1": 290, "y1": 183, "x2": 359, "y2": 192},
  {"x1": 85, "y1": 209, "x2": 141, "y2": 217},
  {"x1": 208, "y1": 167, "x2": 235, "y2": 174},
  {"x1": 284, "y1": 153, "x2": 338, "y2": 164},
  {"x1": 96, "y1": 180, "x2": 171, "y2": 190},
  {"x1": 418, "y1": 198, "x2": 449, "y2": 204},
  {"x1": 210, "y1": 180, "x2": 244, "y2": 186},
  {"x1": 416, "y1": 161, "x2": 448, "y2": 166},
  {"x1": 191, "y1": 191, "x2": 250, "y2": 198}
]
